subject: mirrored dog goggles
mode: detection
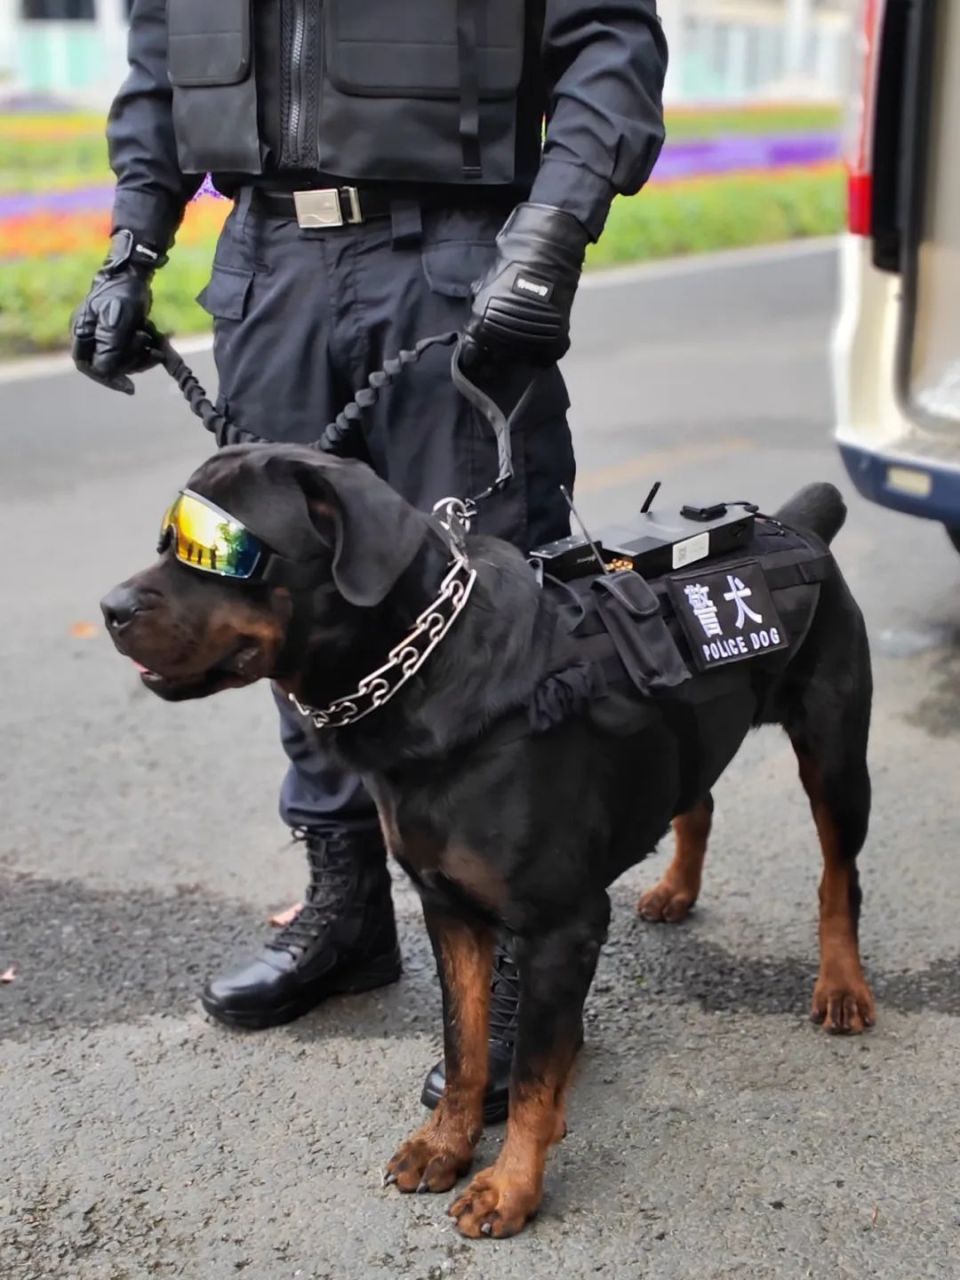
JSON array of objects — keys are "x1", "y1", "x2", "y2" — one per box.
[{"x1": 159, "y1": 490, "x2": 265, "y2": 579}]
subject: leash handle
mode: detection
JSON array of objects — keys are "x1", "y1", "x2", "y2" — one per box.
[{"x1": 450, "y1": 336, "x2": 535, "y2": 494}]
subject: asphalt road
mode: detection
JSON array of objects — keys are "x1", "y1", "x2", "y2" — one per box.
[{"x1": 2, "y1": 241, "x2": 959, "y2": 1280}]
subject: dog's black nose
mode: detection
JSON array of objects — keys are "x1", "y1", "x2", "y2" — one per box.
[{"x1": 100, "y1": 585, "x2": 146, "y2": 634}]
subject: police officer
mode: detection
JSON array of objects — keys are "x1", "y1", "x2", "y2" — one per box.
[{"x1": 73, "y1": 0, "x2": 667, "y2": 1120}]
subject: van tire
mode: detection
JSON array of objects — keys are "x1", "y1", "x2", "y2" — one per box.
[{"x1": 946, "y1": 527, "x2": 960, "y2": 555}]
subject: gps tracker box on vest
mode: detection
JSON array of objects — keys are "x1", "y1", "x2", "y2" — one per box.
[{"x1": 530, "y1": 500, "x2": 757, "y2": 583}]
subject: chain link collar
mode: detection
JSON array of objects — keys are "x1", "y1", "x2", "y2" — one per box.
[{"x1": 288, "y1": 502, "x2": 477, "y2": 731}]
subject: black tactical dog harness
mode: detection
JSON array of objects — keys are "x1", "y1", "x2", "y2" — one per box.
[{"x1": 528, "y1": 516, "x2": 833, "y2": 736}]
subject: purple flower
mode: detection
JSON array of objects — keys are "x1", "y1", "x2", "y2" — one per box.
[{"x1": 194, "y1": 174, "x2": 226, "y2": 201}]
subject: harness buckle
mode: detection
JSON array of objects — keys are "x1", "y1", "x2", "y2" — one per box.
[{"x1": 293, "y1": 187, "x2": 363, "y2": 229}]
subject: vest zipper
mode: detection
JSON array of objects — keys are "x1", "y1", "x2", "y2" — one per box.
[{"x1": 287, "y1": 0, "x2": 307, "y2": 164}]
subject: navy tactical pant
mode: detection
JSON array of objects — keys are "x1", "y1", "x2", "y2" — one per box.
[{"x1": 199, "y1": 193, "x2": 574, "y2": 834}]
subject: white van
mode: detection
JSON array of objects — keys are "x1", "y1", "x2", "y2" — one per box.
[{"x1": 833, "y1": 0, "x2": 960, "y2": 554}]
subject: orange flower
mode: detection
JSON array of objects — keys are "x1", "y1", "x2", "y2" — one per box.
[
  {"x1": 0, "y1": 210, "x2": 110, "y2": 258},
  {"x1": 179, "y1": 197, "x2": 231, "y2": 243},
  {"x1": 0, "y1": 197, "x2": 229, "y2": 260}
]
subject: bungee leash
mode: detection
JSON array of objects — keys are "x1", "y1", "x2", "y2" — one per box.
[{"x1": 143, "y1": 322, "x2": 532, "y2": 510}]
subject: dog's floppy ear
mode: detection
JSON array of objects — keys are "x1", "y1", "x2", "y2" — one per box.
[{"x1": 287, "y1": 452, "x2": 431, "y2": 607}]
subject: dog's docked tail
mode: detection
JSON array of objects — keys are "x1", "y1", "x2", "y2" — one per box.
[{"x1": 774, "y1": 482, "x2": 847, "y2": 546}]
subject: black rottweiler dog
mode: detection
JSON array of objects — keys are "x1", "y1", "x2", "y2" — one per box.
[{"x1": 101, "y1": 445, "x2": 875, "y2": 1239}]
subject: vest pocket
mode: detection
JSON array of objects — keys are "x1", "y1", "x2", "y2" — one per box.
[
  {"x1": 167, "y1": 0, "x2": 262, "y2": 173},
  {"x1": 318, "y1": 0, "x2": 522, "y2": 183},
  {"x1": 325, "y1": 0, "x2": 524, "y2": 99},
  {"x1": 167, "y1": 0, "x2": 252, "y2": 87}
]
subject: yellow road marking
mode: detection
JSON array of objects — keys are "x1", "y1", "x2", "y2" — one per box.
[{"x1": 576, "y1": 438, "x2": 753, "y2": 495}]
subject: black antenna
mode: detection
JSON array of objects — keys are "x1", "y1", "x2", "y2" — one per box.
[
  {"x1": 559, "y1": 485, "x2": 610, "y2": 575},
  {"x1": 640, "y1": 480, "x2": 661, "y2": 514}
]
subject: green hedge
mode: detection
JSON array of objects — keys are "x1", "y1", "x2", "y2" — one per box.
[
  {"x1": 0, "y1": 130, "x2": 108, "y2": 193},
  {"x1": 0, "y1": 167, "x2": 844, "y2": 359},
  {"x1": 588, "y1": 166, "x2": 844, "y2": 267},
  {"x1": 0, "y1": 243, "x2": 214, "y2": 357},
  {"x1": 664, "y1": 104, "x2": 839, "y2": 140}
]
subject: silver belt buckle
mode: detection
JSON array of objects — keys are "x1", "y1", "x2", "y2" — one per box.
[{"x1": 293, "y1": 186, "x2": 363, "y2": 229}]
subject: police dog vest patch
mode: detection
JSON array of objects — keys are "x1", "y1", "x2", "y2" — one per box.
[{"x1": 667, "y1": 558, "x2": 789, "y2": 671}]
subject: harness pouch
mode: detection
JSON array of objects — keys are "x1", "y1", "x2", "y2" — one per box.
[
  {"x1": 167, "y1": 0, "x2": 262, "y2": 173},
  {"x1": 531, "y1": 518, "x2": 833, "y2": 738},
  {"x1": 593, "y1": 571, "x2": 691, "y2": 695},
  {"x1": 319, "y1": 0, "x2": 524, "y2": 183}
]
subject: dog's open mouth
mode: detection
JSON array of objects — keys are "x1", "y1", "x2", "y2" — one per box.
[{"x1": 130, "y1": 641, "x2": 266, "y2": 701}]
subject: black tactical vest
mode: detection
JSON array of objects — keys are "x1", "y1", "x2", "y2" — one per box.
[
  {"x1": 477, "y1": 518, "x2": 833, "y2": 822},
  {"x1": 166, "y1": 0, "x2": 542, "y2": 185},
  {"x1": 528, "y1": 518, "x2": 833, "y2": 733}
]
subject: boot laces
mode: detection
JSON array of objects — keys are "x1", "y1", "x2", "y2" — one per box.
[
  {"x1": 488, "y1": 943, "x2": 520, "y2": 1046},
  {"x1": 267, "y1": 831, "x2": 357, "y2": 954}
]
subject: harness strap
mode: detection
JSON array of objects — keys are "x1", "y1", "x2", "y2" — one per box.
[
  {"x1": 762, "y1": 552, "x2": 833, "y2": 590},
  {"x1": 646, "y1": 546, "x2": 834, "y2": 616},
  {"x1": 456, "y1": 0, "x2": 483, "y2": 180},
  {"x1": 658, "y1": 699, "x2": 705, "y2": 814}
]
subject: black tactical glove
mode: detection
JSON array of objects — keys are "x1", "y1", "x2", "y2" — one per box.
[
  {"x1": 72, "y1": 229, "x2": 166, "y2": 395},
  {"x1": 465, "y1": 203, "x2": 590, "y2": 367}
]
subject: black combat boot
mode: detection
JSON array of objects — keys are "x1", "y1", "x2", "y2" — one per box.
[
  {"x1": 201, "y1": 829, "x2": 402, "y2": 1030},
  {"x1": 420, "y1": 941, "x2": 519, "y2": 1125}
]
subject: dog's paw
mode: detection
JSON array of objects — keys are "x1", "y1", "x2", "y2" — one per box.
[
  {"x1": 811, "y1": 972, "x2": 876, "y2": 1035},
  {"x1": 449, "y1": 1166, "x2": 542, "y2": 1238},
  {"x1": 637, "y1": 880, "x2": 696, "y2": 923},
  {"x1": 384, "y1": 1127, "x2": 475, "y2": 1194}
]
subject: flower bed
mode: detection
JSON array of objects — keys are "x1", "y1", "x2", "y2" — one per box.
[{"x1": 0, "y1": 105, "x2": 844, "y2": 358}]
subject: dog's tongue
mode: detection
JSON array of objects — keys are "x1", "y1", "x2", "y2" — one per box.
[{"x1": 132, "y1": 661, "x2": 153, "y2": 675}]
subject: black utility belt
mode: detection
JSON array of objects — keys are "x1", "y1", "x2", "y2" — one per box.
[
  {"x1": 252, "y1": 185, "x2": 391, "y2": 228},
  {"x1": 249, "y1": 183, "x2": 514, "y2": 230}
]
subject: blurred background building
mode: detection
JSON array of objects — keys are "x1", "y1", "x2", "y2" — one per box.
[
  {"x1": 662, "y1": 0, "x2": 849, "y2": 103},
  {"x1": 0, "y1": 0, "x2": 849, "y2": 107}
]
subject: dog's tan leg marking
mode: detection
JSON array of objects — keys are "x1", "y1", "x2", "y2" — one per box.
[
  {"x1": 451, "y1": 906, "x2": 603, "y2": 1238},
  {"x1": 385, "y1": 913, "x2": 493, "y2": 1193},
  {"x1": 449, "y1": 1059, "x2": 575, "y2": 1238},
  {"x1": 796, "y1": 753, "x2": 875, "y2": 1035},
  {"x1": 637, "y1": 798, "x2": 712, "y2": 923}
]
